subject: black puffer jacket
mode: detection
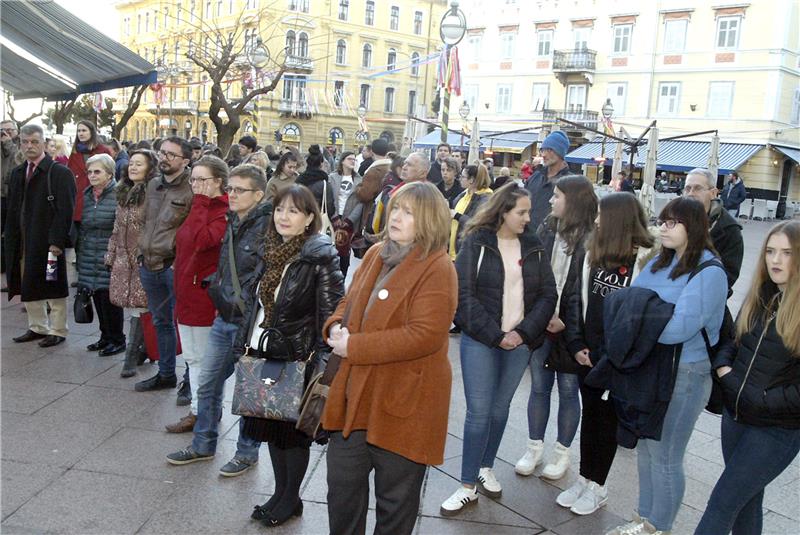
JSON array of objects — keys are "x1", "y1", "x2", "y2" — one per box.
[
  {"x1": 709, "y1": 199, "x2": 744, "y2": 292},
  {"x1": 714, "y1": 291, "x2": 800, "y2": 428},
  {"x1": 235, "y1": 233, "x2": 345, "y2": 359},
  {"x1": 208, "y1": 202, "x2": 272, "y2": 324},
  {"x1": 297, "y1": 167, "x2": 335, "y2": 218},
  {"x1": 454, "y1": 228, "x2": 557, "y2": 349}
]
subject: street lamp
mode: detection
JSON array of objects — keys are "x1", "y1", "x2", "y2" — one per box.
[
  {"x1": 458, "y1": 100, "x2": 470, "y2": 152},
  {"x1": 247, "y1": 37, "x2": 270, "y2": 69},
  {"x1": 598, "y1": 98, "x2": 614, "y2": 184},
  {"x1": 357, "y1": 105, "x2": 366, "y2": 118},
  {"x1": 439, "y1": 1, "x2": 467, "y2": 143}
]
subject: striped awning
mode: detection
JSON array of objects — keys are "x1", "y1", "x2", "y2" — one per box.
[
  {"x1": 774, "y1": 145, "x2": 800, "y2": 164},
  {"x1": 565, "y1": 140, "x2": 764, "y2": 175},
  {"x1": 1, "y1": 0, "x2": 156, "y2": 100},
  {"x1": 413, "y1": 128, "x2": 538, "y2": 154}
]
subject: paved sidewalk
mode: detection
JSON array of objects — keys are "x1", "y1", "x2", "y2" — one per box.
[{"x1": 2, "y1": 220, "x2": 798, "y2": 534}]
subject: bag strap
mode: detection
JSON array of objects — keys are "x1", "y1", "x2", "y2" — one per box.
[
  {"x1": 227, "y1": 224, "x2": 246, "y2": 315},
  {"x1": 45, "y1": 162, "x2": 56, "y2": 210},
  {"x1": 321, "y1": 179, "x2": 329, "y2": 217},
  {"x1": 688, "y1": 258, "x2": 724, "y2": 357}
]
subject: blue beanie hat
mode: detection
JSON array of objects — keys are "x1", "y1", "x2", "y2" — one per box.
[{"x1": 540, "y1": 130, "x2": 570, "y2": 159}]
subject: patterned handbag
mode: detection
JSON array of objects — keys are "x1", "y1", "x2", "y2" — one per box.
[{"x1": 231, "y1": 356, "x2": 307, "y2": 422}]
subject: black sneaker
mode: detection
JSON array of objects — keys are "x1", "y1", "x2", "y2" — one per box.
[
  {"x1": 176, "y1": 379, "x2": 191, "y2": 406},
  {"x1": 219, "y1": 457, "x2": 257, "y2": 477},
  {"x1": 166, "y1": 447, "x2": 214, "y2": 465},
  {"x1": 134, "y1": 373, "x2": 178, "y2": 392}
]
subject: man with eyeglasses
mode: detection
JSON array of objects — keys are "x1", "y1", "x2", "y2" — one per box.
[
  {"x1": 683, "y1": 167, "x2": 743, "y2": 291},
  {"x1": 135, "y1": 137, "x2": 194, "y2": 393}
]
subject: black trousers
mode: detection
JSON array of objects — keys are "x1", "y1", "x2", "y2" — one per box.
[
  {"x1": 339, "y1": 252, "x2": 351, "y2": 278},
  {"x1": 578, "y1": 383, "x2": 619, "y2": 486},
  {"x1": 327, "y1": 431, "x2": 426, "y2": 535},
  {"x1": 92, "y1": 289, "x2": 125, "y2": 345}
]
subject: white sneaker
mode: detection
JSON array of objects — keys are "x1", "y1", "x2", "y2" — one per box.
[
  {"x1": 570, "y1": 481, "x2": 608, "y2": 515},
  {"x1": 477, "y1": 467, "x2": 502, "y2": 498},
  {"x1": 541, "y1": 442, "x2": 571, "y2": 480},
  {"x1": 606, "y1": 514, "x2": 646, "y2": 535},
  {"x1": 514, "y1": 439, "x2": 544, "y2": 476},
  {"x1": 440, "y1": 486, "x2": 478, "y2": 517},
  {"x1": 556, "y1": 475, "x2": 587, "y2": 508}
]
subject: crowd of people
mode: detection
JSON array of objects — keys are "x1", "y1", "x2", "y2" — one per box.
[{"x1": 2, "y1": 121, "x2": 798, "y2": 535}]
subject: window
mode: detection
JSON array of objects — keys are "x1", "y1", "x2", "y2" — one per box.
[
  {"x1": 283, "y1": 76, "x2": 307, "y2": 101},
  {"x1": 390, "y1": 6, "x2": 399, "y2": 31},
  {"x1": 362, "y1": 43, "x2": 372, "y2": 67},
  {"x1": 289, "y1": 0, "x2": 309, "y2": 12},
  {"x1": 217, "y1": 0, "x2": 222, "y2": 16},
  {"x1": 537, "y1": 30, "x2": 552, "y2": 57},
  {"x1": 338, "y1": 0, "x2": 348, "y2": 21},
  {"x1": 467, "y1": 35, "x2": 482, "y2": 61},
  {"x1": 463, "y1": 85, "x2": 479, "y2": 112},
  {"x1": 137, "y1": 14, "x2": 141, "y2": 33},
  {"x1": 336, "y1": 39, "x2": 347, "y2": 65},
  {"x1": 297, "y1": 33, "x2": 309, "y2": 58},
  {"x1": 408, "y1": 90, "x2": 417, "y2": 116},
  {"x1": 496, "y1": 84, "x2": 512, "y2": 113},
  {"x1": 566, "y1": 84, "x2": 586, "y2": 112},
  {"x1": 153, "y1": 9, "x2": 159, "y2": 31},
  {"x1": 531, "y1": 83, "x2": 549, "y2": 111},
  {"x1": 410, "y1": 52, "x2": 420, "y2": 76},
  {"x1": 244, "y1": 30, "x2": 251, "y2": 53},
  {"x1": 286, "y1": 31, "x2": 296, "y2": 56},
  {"x1": 334, "y1": 81, "x2": 345, "y2": 107},
  {"x1": 365, "y1": 0, "x2": 375, "y2": 25},
  {"x1": 283, "y1": 78, "x2": 293, "y2": 100},
  {"x1": 657, "y1": 82, "x2": 681, "y2": 115},
  {"x1": 573, "y1": 27, "x2": 590, "y2": 50},
  {"x1": 387, "y1": 49, "x2": 397, "y2": 71},
  {"x1": 606, "y1": 82, "x2": 627, "y2": 115},
  {"x1": 174, "y1": 42, "x2": 180, "y2": 63},
  {"x1": 164, "y1": 7, "x2": 169, "y2": 26},
  {"x1": 384, "y1": 87, "x2": 395, "y2": 112},
  {"x1": 792, "y1": 88, "x2": 800, "y2": 125},
  {"x1": 414, "y1": 11, "x2": 423, "y2": 35},
  {"x1": 177, "y1": 2, "x2": 182, "y2": 25},
  {"x1": 613, "y1": 24, "x2": 632, "y2": 54},
  {"x1": 707, "y1": 81, "x2": 734, "y2": 118},
  {"x1": 360, "y1": 84, "x2": 371, "y2": 109},
  {"x1": 188, "y1": 39, "x2": 195, "y2": 59},
  {"x1": 500, "y1": 33, "x2": 515, "y2": 59},
  {"x1": 190, "y1": 0, "x2": 196, "y2": 20},
  {"x1": 205, "y1": 0, "x2": 211, "y2": 18},
  {"x1": 716, "y1": 16, "x2": 740, "y2": 49},
  {"x1": 145, "y1": 11, "x2": 149, "y2": 32},
  {"x1": 663, "y1": 19, "x2": 687, "y2": 52},
  {"x1": 201, "y1": 75, "x2": 208, "y2": 100},
  {"x1": 245, "y1": 0, "x2": 257, "y2": 8}
]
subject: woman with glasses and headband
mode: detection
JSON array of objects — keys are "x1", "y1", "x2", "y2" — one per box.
[
  {"x1": 165, "y1": 155, "x2": 229, "y2": 434},
  {"x1": 328, "y1": 151, "x2": 362, "y2": 277},
  {"x1": 68, "y1": 120, "x2": 113, "y2": 234},
  {"x1": 607, "y1": 197, "x2": 728, "y2": 535}
]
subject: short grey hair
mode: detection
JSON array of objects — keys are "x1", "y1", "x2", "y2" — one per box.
[
  {"x1": 19, "y1": 124, "x2": 44, "y2": 138},
  {"x1": 687, "y1": 168, "x2": 716, "y2": 189},
  {"x1": 408, "y1": 151, "x2": 432, "y2": 173},
  {"x1": 86, "y1": 153, "x2": 116, "y2": 178}
]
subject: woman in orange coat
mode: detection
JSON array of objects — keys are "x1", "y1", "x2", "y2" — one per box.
[{"x1": 324, "y1": 181, "x2": 458, "y2": 535}]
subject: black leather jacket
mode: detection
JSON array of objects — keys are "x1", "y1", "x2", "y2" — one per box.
[
  {"x1": 208, "y1": 202, "x2": 272, "y2": 324},
  {"x1": 234, "y1": 233, "x2": 345, "y2": 359}
]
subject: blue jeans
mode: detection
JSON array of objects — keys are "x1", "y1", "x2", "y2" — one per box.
[
  {"x1": 637, "y1": 360, "x2": 712, "y2": 531},
  {"x1": 191, "y1": 316, "x2": 260, "y2": 462},
  {"x1": 139, "y1": 265, "x2": 177, "y2": 378},
  {"x1": 695, "y1": 410, "x2": 800, "y2": 535},
  {"x1": 460, "y1": 333, "x2": 531, "y2": 485},
  {"x1": 527, "y1": 339, "x2": 580, "y2": 446}
]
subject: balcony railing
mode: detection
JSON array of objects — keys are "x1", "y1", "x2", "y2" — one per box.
[
  {"x1": 552, "y1": 49, "x2": 596, "y2": 72},
  {"x1": 285, "y1": 55, "x2": 313, "y2": 72},
  {"x1": 146, "y1": 100, "x2": 198, "y2": 114},
  {"x1": 542, "y1": 108, "x2": 599, "y2": 128},
  {"x1": 278, "y1": 99, "x2": 311, "y2": 114}
]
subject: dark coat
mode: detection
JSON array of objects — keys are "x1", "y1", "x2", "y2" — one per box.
[
  {"x1": 585, "y1": 287, "x2": 677, "y2": 448},
  {"x1": 709, "y1": 200, "x2": 744, "y2": 291},
  {"x1": 427, "y1": 160, "x2": 443, "y2": 185},
  {"x1": 235, "y1": 232, "x2": 345, "y2": 359},
  {"x1": 454, "y1": 228, "x2": 557, "y2": 349},
  {"x1": 524, "y1": 164, "x2": 573, "y2": 231},
  {"x1": 67, "y1": 144, "x2": 113, "y2": 221},
  {"x1": 720, "y1": 179, "x2": 746, "y2": 211},
  {"x1": 296, "y1": 167, "x2": 335, "y2": 217},
  {"x1": 114, "y1": 150, "x2": 129, "y2": 180},
  {"x1": 77, "y1": 180, "x2": 118, "y2": 291},
  {"x1": 5, "y1": 156, "x2": 76, "y2": 301},
  {"x1": 714, "y1": 293, "x2": 800, "y2": 429},
  {"x1": 207, "y1": 202, "x2": 272, "y2": 325}
]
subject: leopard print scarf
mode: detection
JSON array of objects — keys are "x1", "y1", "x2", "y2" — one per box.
[{"x1": 258, "y1": 227, "x2": 307, "y2": 328}]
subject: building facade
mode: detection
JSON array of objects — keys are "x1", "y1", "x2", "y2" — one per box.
[
  {"x1": 453, "y1": 0, "x2": 800, "y2": 199},
  {"x1": 114, "y1": 0, "x2": 448, "y2": 151}
]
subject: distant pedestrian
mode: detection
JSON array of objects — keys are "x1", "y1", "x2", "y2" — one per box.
[
  {"x1": 265, "y1": 151, "x2": 298, "y2": 203},
  {"x1": 437, "y1": 156, "x2": 463, "y2": 208},
  {"x1": 720, "y1": 172, "x2": 746, "y2": 217},
  {"x1": 525, "y1": 131, "x2": 572, "y2": 230},
  {"x1": 448, "y1": 163, "x2": 493, "y2": 260}
]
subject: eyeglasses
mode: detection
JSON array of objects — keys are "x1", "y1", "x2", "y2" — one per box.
[
  {"x1": 657, "y1": 219, "x2": 683, "y2": 229},
  {"x1": 158, "y1": 150, "x2": 183, "y2": 161},
  {"x1": 189, "y1": 176, "x2": 215, "y2": 184},
  {"x1": 683, "y1": 184, "x2": 711, "y2": 193},
  {"x1": 224, "y1": 186, "x2": 258, "y2": 195},
  {"x1": 87, "y1": 169, "x2": 107, "y2": 176}
]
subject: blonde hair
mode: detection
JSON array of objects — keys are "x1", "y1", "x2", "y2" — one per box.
[
  {"x1": 53, "y1": 137, "x2": 69, "y2": 157},
  {"x1": 382, "y1": 181, "x2": 450, "y2": 257},
  {"x1": 736, "y1": 221, "x2": 800, "y2": 355}
]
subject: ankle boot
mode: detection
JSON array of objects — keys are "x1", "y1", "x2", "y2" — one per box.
[{"x1": 121, "y1": 317, "x2": 143, "y2": 378}]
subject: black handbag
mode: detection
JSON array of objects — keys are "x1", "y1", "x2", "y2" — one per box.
[
  {"x1": 73, "y1": 287, "x2": 94, "y2": 324},
  {"x1": 245, "y1": 327, "x2": 296, "y2": 362}
]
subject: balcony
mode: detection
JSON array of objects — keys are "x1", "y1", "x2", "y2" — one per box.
[
  {"x1": 285, "y1": 55, "x2": 313, "y2": 73},
  {"x1": 552, "y1": 48, "x2": 596, "y2": 85},
  {"x1": 146, "y1": 100, "x2": 198, "y2": 114},
  {"x1": 278, "y1": 99, "x2": 312, "y2": 118},
  {"x1": 542, "y1": 109, "x2": 599, "y2": 130}
]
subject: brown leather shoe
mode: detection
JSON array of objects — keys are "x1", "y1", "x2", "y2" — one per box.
[{"x1": 165, "y1": 413, "x2": 196, "y2": 434}]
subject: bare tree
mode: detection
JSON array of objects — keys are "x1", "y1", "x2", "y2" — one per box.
[
  {"x1": 5, "y1": 94, "x2": 44, "y2": 130},
  {"x1": 46, "y1": 97, "x2": 78, "y2": 134},
  {"x1": 113, "y1": 85, "x2": 147, "y2": 139}
]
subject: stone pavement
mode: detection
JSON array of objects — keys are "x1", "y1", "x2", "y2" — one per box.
[{"x1": 2, "y1": 220, "x2": 798, "y2": 534}]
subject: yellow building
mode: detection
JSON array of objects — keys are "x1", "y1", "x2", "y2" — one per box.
[
  {"x1": 114, "y1": 0, "x2": 448, "y2": 151},
  {"x1": 455, "y1": 0, "x2": 800, "y2": 200}
]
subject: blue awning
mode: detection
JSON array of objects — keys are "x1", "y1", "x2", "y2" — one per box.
[
  {"x1": 774, "y1": 145, "x2": 800, "y2": 164},
  {"x1": 565, "y1": 140, "x2": 764, "y2": 175},
  {"x1": 413, "y1": 129, "x2": 480, "y2": 151},
  {"x1": 483, "y1": 131, "x2": 539, "y2": 154}
]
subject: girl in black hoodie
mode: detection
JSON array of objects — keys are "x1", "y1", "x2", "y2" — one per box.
[{"x1": 296, "y1": 144, "x2": 335, "y2": 219}]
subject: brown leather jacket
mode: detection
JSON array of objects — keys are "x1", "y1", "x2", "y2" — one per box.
[
  {"x1": 137, "y1": 168, "x2": 193, "y2": 271},
  {"x1": 355, "y1": 158, "x2": 391, "y2": 204}
]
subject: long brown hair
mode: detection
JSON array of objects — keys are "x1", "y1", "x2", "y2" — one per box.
[
  {"x1": 737, "y1": 221, "x2": 800, "y2": 355},
  {"x1": 587, "y1": 192, "x2": 654, "y2": 269},
  {"x1": 650, "y1": 197, "x2": 715, "y2": 279},
  {"x1": 465, "y1": 182, "x2": 530, "y2": 235},
  {"x1": 382, "y1": 181, "x2": 451, "y2": 257},
  {"x1": 72, "y1": 119, "x2": 101, "y2": 152},
  {"x1": 545, "y1": 175, "x2": 597, "y2": 254},
  {"x1": 270, "y1": 184, "x2": 321, "y2": 236}
]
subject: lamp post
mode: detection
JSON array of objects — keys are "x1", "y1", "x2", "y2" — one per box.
[
  {"x1": 439, "y1": 1, "x2": 467, "y2": 143},
  {"x1": 458, "y1": 100, "x2": 470, "y2": 153},
  {"x1": 597, "y1": 97, "x2": 614, "y2": 184}
]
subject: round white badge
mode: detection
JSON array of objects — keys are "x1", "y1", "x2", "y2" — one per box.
[{"x1": 378, "y1": 289, "x2": 389, "y2": 300}]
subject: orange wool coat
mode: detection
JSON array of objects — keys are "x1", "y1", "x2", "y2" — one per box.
[{"x1": 322, "y1": 242, "x2": 458, "y2": 466}]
